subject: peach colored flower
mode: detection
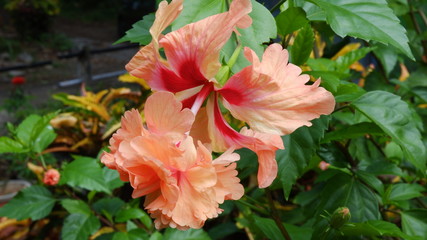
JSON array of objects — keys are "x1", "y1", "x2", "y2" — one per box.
[
  {"x1": 126, "y1": 0, "x2": 335, "y2": 188},
  {"x1": 43, "y1": 169, "x2": 60, "y2": 186},
  {"x1": 101, "y1": 92, "x2": 244, "y2": 229}
]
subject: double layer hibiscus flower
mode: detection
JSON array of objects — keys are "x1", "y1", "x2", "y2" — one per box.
[
  {"x1": 102, "y1": 92, "x2": 243, "y2": 229},
  {"x1": 125, "y1": 0, "x2": 335, "y2": 188},
  {"x1": 103, "y1": 0, "x2": 335, "y2": 230}
]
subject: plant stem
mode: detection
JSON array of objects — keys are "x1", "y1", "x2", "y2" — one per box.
[
  {"x1": 270, "y1": 0, "x2": 286, "y2": 12},
  {"x1": 236, "y1": 199, "x2": 270, "y2": 215},
  {"x1": 266, "y1": 189, "x2": 292, "y2": 240},
  {"x1": 408, "y1": 0, "x2": 427, "y2": 59}
]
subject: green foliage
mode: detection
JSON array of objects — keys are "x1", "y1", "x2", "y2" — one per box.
[
  {"x1": 163, "y1": 228, "x2": 211, "y2": 240},
  {"x1": 0, "y1": 186, "x2": 55, "y2": 220},
  {"x1": 277, "y1": 116, "x2": 329, "y2": 199},
  {"x1": 352, "y1": 91, "x2": 427, "y2": 172},
  {"x1": 290, "y1": 24, "x2": 314, "y2": 66},
  {"x1": 172, "y1": 0, "x2": 227, "y2": 30},
  {"x1": 307, "y1": 0, "x2": 414, "y2": 59},
  {"x1": 276, "y1": 7, "x2": 308, "y2": 36},
  {"x1": 60, "y1": 155, "x2": 114, "y2": 193},
  {"x1": 62, "y1": 213, "x2": 101, "y2": 240},
  {"x1": 115, "y1": 13, "x2": 155, "y2": 45}
]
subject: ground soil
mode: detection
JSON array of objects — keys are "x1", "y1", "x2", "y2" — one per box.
[{"x1": 0, "y1": 13, "x2": 140, "y2": 130}]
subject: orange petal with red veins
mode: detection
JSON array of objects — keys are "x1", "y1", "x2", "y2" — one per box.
[{"x1": 220, "y1": 44, "x2": 335, "y2": 135}]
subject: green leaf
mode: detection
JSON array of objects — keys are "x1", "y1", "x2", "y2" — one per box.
[
  {"x1": 208, "y1": 222, "x2": 239, "y2": 240},
  {"x1": 316, "y1": 173, "x2": 381, "y2": 222},
  {"x1": 115, "y1": 13, "x2": 155, "y2": 45},
  {"x1": 323, "y1": 123, "x2": 383, "y2": 143},
  {"x1": 304, "y1": 71, "x2": 344, "y2": 93},
  {"x1": 61, "y1": 199, "x2": 92, "y2": 215},
  {"x1": 60, "y1": 155, "x2": 111, "y2": 193},
  {"x1": 93, "y1": 197, "x2": 125, "y2": 217},
  {"x1": 61, "y1": 213, "x2": 100, "y2": 240},
  {"x1": 239, "y1": 0, "x2": 277, "y2": 57},
  {"x1": 341, "y1": 220, "x2": 416, "y2": 239},
  {"x1": 163, "y1": 228, "x2": 211, "y2": 240},
  {"x1": 0, "y1": 136, "x2": 27, "y2": 153},
  {"x1": 352, "y1": 91, "x2": 427, "y2": 173},
  {"x1": 401, "y1": 209, "x2": 427, "y2": 239},
  {"x1": 334, "y1": 82, "x2": 366, "y2": 103},
  {"x1": 149, "y1": 232, "x2": 163, "y2": 240},
  {"x1": 113, "y1": 230, "x2": 149, "y2": 240},
  {"x1": 172, "y1": 0, "x2": 226, "y2": 30},
  {"x1": 115, "y1": 208, "x2": 149, "y2": 223},
  {"x1": 16, "y1": 114, "x2": 40, "y2": 144},
  {"x1": 386, "y1": 183, "x2": 424, "y2": 202},
  {"x1": 356, "y1": 170, "x2": 384, "y2": 195},
  {"x1": 31, "y1": 115, "x2": 57, "y2": 153},
  {"x1": 307, "y1": 0, "x2": 414, "y2": 59},
  {"x1": 290, "y1": 24, "x2": 314, "y2": 66},
  {"x1": 0, "y1": 185, "x2": 55, "y2": 220},
  {"x1": 335, "y1": 47, "x2": 373, "y2": 73},
  {"x1": 253, "y1": 215, "x2": 312, "y2": 240},
  {"x1": 277, "y1": 117, "x2": 329, "y2": 199},
  {"x1": 102, "y1": 167, "x2": 124, "y2": 191},
  {"x1": 373, "y1": 43, "x2": 398, "y2": 76},
  {"x1": 276, "y1": 7, "x2": 308, "y2": 36}
]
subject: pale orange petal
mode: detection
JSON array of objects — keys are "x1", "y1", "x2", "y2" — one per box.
[
  {"x1": 144, "y1": 91, "x2": 194, "y2": 140},
  {"x1": 220, "y1": 44, "x2": 336, "y2": 135},
  {"x1": 240, "y1": 127, "x2": 283, "y2": 188},
  {"x1": 160, "y1": 0, "x2": 252, "y2": 81}
]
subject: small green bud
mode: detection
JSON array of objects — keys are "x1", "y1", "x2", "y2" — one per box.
[
  {"x1": 216, "y1": 65, "x2": 231, "y2": 85},
  {"x1": 329, "y1": 207, "x2": 351, "y2": 229}
]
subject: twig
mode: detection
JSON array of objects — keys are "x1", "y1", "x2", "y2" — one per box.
[
  {"x1": 270, "y1": 0, "x2": 286, "y2": 12},
  {"x1": 266, "y1": 189, "x2": 292, "y2": 240},
  {"x1": 408, "y1": 0, "x2": 427, "y2": 59}
]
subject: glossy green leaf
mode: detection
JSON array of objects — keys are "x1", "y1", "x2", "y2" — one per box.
[
  {"x1": 290, "y1": 24, "x2": 314, "y2": 66},
  {"x1": 102, "y1": 167, "x2": 124, "y2": 191},
  {"x1": 335, "y1": 47, "x2": 373, "y2": 73},
  {"x1": 149, "y1": 232, "x2": 163, "y2": 240},
  {"x1": 316, "y1": 173, "x2": 381, "y2": 222},
  {"x1": 334, "y1": 82, "x2": 366, "y2": 103},
  {"x1": 307, "y1": 0, "x2": 414, "y2": 59},
  {"x1": 16, "y1": 114, "x2": 40, "y2": 144},
  {"x1": 163, "y1": 228, "x2": 211, "y2": 240},
  {"x1": 60, "y1": 156, "x2": 111, "y2": 193},
  {"x1": 386, "y1": 183, "x2": 424, "y2": 202},
  {"x1": 115, "y1": 13, "x2": 155, "y2": 45},
  {"x1": 341, "y1": 220, "x2": 416, "y2": 239},
  {"x1": 172, "y1": 0, "x2": 226, "y2": 30},
  {"x1": 401, "y1": 209, "x2": 427, "y2": 239},
  {"x1": 61, "y1": 199, "x2": 92, "y2": 215},
  {"x1": 356, "y1": 170, "x2": 384, "y2": 195},
  {"x1": 352, "y1": 91, "x2": 427, "y2": 172},
  {"x1": 323, "y1": 123, "x2": 383, "y2": 143},
  {"x1": 373, "y1": 43, "x2": 398, "y2": 76},
  {"x1": 277, "y1": 117, "x2": 329, "y2": 199},
  {"x1": 116, "y1": 208, "x2": 149, "y2": 224},
  {"x1": 0, "y1": 136, "x2": 27, "y2": 153},
  {"x1": 303, "y1": 71, "x2": 344, "y2": 93},
  {"x1": 32, "y1": 118, "x2": 57, "y2": 153},
  {"x1": 0, "y1": 185, "x2": 55, "y2": 220},
  {"x1": 239, "y1": 0, "x2": 277, "y2": 57},
  {"x1": 113, "y1": 230, "x2": 149, "y2": 240},
  {"x1": 253, "y1": 215, "x2": 312, "y2": 240},
  {"x1": 61, "y1": 213, "x2": 101, "y2": 240},
  {"x1": 93, "y1": 197, "x2": 125, "y2": 217},
  {"x1": 276, "y1": 7, "x2": 308, "y2": 36}
]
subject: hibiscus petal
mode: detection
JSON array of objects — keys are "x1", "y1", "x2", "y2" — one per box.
[
  {"x1": 219, "y1": 44, "x2": 336, "y2": 135},
  {"x1": 145, "y1": 91, "x2": 194, "y2": 140},
  {"x1": 160, "y1": 0, "x2": 252, "y2": 82}
]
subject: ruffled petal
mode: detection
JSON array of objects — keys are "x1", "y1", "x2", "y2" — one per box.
[
  {"x1": 145, "y1": 91, "x2": 194, "y2": 140},
  {"x1": 160, "y1": 0, "x2": 252, "y2": 81},
  {"x1": 219, "y1": 44, "x2": 335, "y2": 135},
  {"x1": 240, "y1": 128, "x2": 283, "y2": 188},
  {"x1": 212, "y1": 149, "x2": 243, "y2": 202}
]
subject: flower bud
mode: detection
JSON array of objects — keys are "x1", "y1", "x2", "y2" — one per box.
[
  {"x1": 329, "y1": 207, "x2": 351, "y2": 229},
  {"x1": 43, "y1": 169, "x2": 60, "y2": 186},
  {"x1": 11, "y1": 76, "x2": 25, "y2": 85}
]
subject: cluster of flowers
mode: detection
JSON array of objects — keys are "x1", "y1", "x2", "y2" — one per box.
[{"x1": 102, "y1": 0, "x2": 335, "y2": 230}]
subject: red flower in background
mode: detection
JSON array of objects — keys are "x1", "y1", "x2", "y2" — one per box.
[{"x1": 11, "y1": 76, "x2": 25, "y2": 85}]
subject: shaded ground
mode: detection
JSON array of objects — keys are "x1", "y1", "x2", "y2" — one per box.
[{"x1": 0, "y1": 12, "x2": 140, "y2": 130}]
